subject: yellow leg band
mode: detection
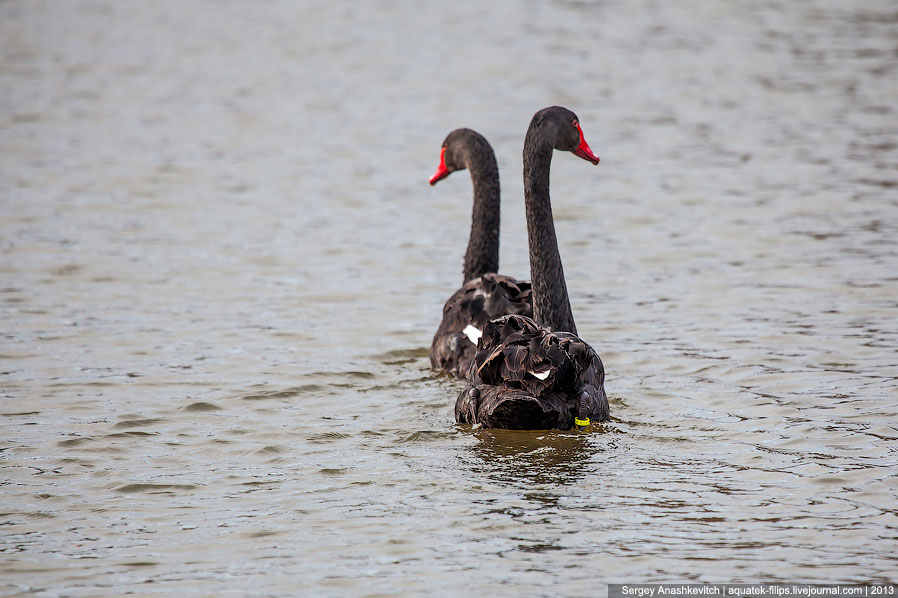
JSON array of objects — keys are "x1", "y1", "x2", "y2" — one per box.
[{"x1": 574, "y1": 417, "x2": 590, "y2": 427}]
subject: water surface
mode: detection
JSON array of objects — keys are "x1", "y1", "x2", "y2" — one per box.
[{"x1": 2, "y1": 1, "x2": 897, "y2": 595}]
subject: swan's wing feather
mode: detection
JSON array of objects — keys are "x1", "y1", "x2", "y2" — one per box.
[
  {"x1": 456, "y1": 314, "x2": 609, "y2": 429},
  {"x1": 431, "y1": 276, "x2": 533, "y2": 379}
]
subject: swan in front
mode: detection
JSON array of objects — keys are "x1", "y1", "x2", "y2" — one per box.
[{"x1": 455, "y1": 107, "x2": 610, "y2": 430}]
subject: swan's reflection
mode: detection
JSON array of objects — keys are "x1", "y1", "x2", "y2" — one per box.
[{"x1": 467, "y1": 427, "x2": 602, "y2": 488}]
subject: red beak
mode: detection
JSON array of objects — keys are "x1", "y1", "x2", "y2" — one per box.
[
  {"x1": 429, "y1": 147, "x2": 451, "y2": 185},
  {"x1": 572, "y1": 122, "x2": 600, "y2": 165}
]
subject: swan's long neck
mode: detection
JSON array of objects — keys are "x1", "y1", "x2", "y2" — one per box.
[
  {"x1": 463, "y1": 147, "x2": 500, "y2": 283},
  {"x1": 523, "y1": 131, "x2": 577, "y2": 334}
]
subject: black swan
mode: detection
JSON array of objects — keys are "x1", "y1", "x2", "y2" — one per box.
[
  {"x1": 428, "y1": 128, "x2": 533, "y2": 378},
  {"x1": 455, "y1": 107, "x2": 610, "y2": 430}
]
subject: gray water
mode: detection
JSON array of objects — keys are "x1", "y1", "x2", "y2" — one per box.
[{"x1": 2, "y1": 1, "x2": 897, "y2": 595}]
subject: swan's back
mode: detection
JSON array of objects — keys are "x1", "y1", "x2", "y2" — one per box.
[
  {"x1": 430, "y1": 274, "x2": 532, "y2": 378},
  {"x1": 455, "y1": 314, "x2": 608, "y2": 429}
]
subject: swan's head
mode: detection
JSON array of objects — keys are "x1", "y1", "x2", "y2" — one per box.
[
  {"x1": 429, "y1": 128, "x2": 495, "y2": 185},
  {"x1": 532, "y1": 106, "x2": 600, "y2": 165}
]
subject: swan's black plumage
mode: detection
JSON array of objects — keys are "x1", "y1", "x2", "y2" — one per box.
[
  {"x1": 455, "y1": 107, "x2": 610, "y2": 429},
  {"x1": 455, "y1": 314, "x2": 608, "y2": 429},
  {"x1": 429, "y1": 129, "x2": 532, "y2": 378},
  {"x1": 430, "y1": 273, "x2": 532, "y2": 377}
]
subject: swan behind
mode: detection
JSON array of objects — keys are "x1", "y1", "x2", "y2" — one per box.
[{"x1": 428, "y1": 129, "x2": 532, "y2": 378}]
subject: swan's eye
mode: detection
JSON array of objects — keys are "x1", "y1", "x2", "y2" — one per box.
[{"x1": 572, "y1": 119, "x2": 578, "y2": 127}]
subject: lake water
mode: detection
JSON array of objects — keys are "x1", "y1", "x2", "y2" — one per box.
[{"x1": 2, "y1": 1, "x2": 897, "y2": 595}]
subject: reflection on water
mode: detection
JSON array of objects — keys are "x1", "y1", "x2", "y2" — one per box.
[
  {"x1": 470, "y1": 429, "x2": 601, "y2": 487},
  {"x1": 2, "y1": 0, "x2": 897, "y2": 595}
]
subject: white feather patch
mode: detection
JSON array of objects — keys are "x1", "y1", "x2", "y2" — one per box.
[
  {"x1": 462, "y1": 324, "x2": 482, "y2": 344},
  {"x1": 529, "y1": 370, "x2": 551, "y2": 380}
]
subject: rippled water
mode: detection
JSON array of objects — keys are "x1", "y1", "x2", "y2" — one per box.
[{"x1": 2, "y1": 1, "x2": 897, "y2": 595}]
